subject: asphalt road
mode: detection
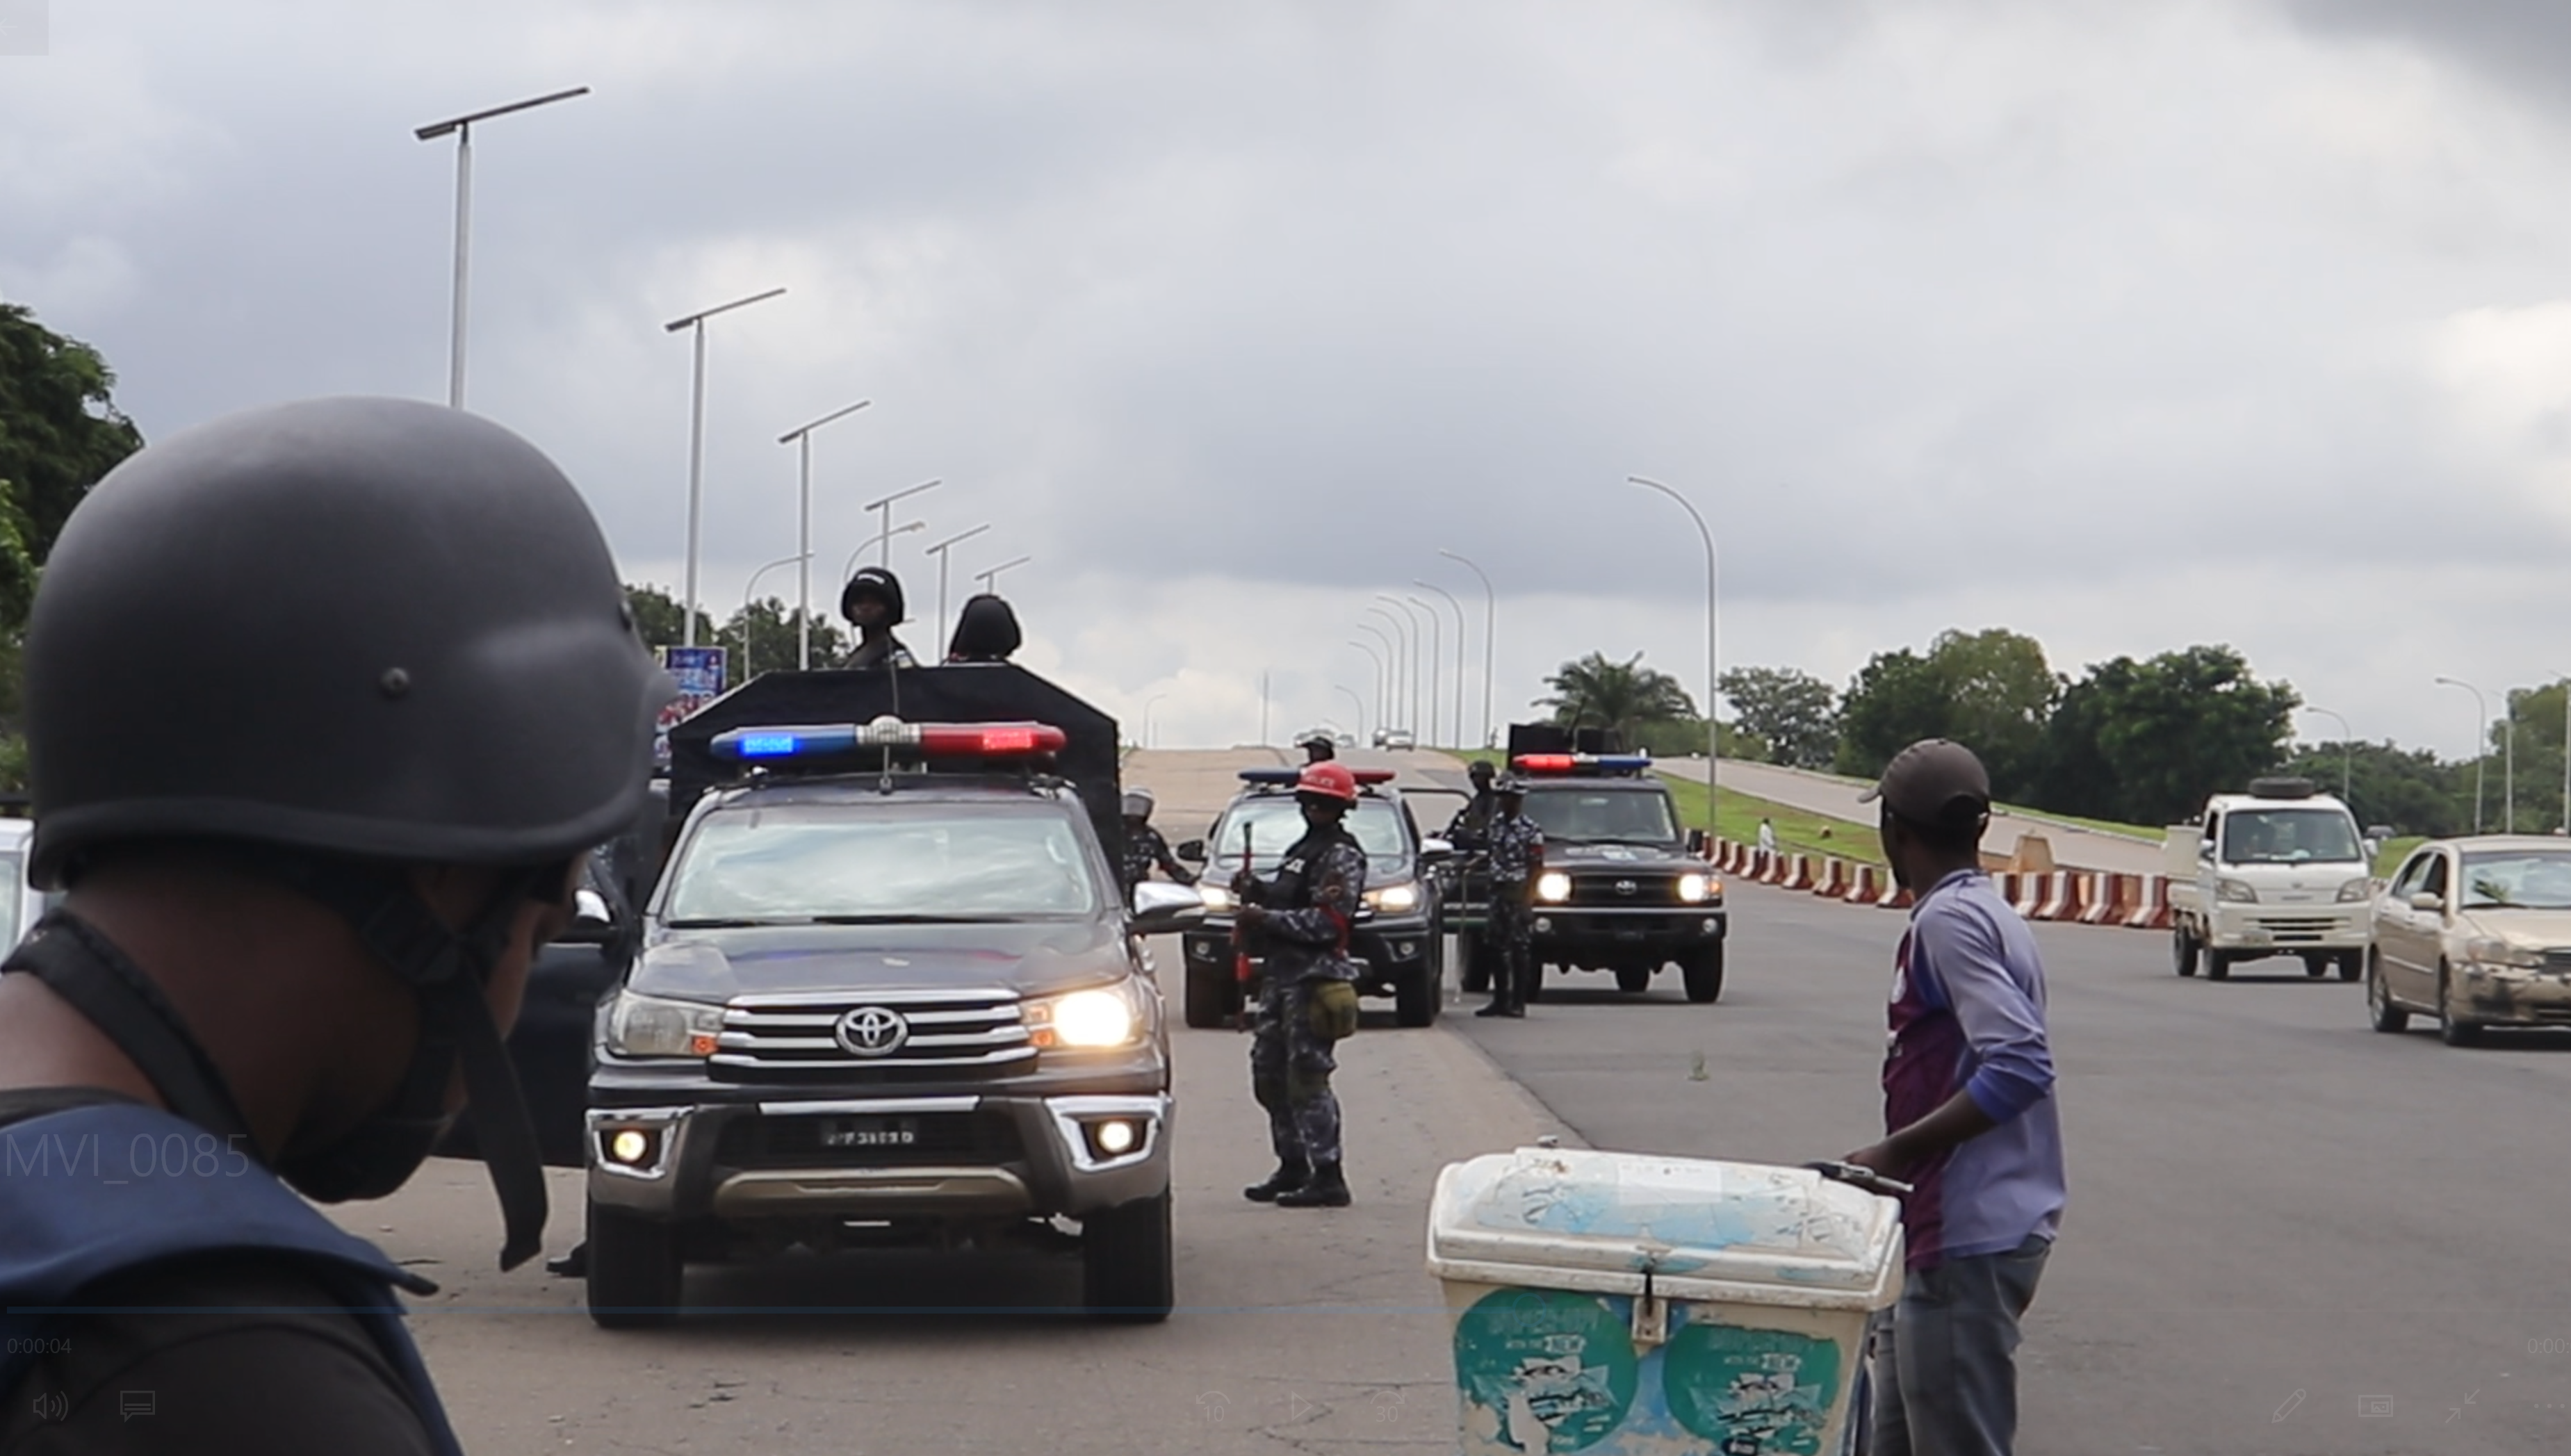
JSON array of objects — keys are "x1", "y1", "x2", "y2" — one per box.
[{"x1": 1455, "y1": 874, "x2": 2571, "y2": 1455}]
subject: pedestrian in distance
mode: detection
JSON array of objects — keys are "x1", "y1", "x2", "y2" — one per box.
[
  {"x1": 1231, "y1": 761, "x2": 1366, "y2": 1209},
  {"x1": 0, "y1": 398, "x2": 671, "y2": 1453},
  {"x1": 1298, "y1": 730, "x2": 1336, "y2": 764},
  {"x1": 1474, "y1": 775, "x2": 1544, "y2": 1018},
  {"x1": 1757, "y1": 816, "x2": 1778, "y2": 856},
  {"x1": 839, "y1": 565, "x2": 917, "y2": 669},
  {"x1": 943, "y1": 592, "x2": 1021, "y2": 664},
  {"x1": 1842, "y1": 738, "x2": 2065, "y2": 1456},
  {"x1": 1118, "y1": 789, "x2": 1198, "y2": 894}
]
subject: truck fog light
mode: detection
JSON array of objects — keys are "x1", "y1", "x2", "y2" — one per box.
[
  {"x1": 1396, "y1": 940, "x2": 1417, "y2": 958},
  {"x1": 605, "y1": 1128, "x2": 660, "y2": 1168},
  {"x1": 1095, "y1": 1120, "x2": 1138, "y2": 1156},
  {"x1": 1535, "y1": 917, "x2": 1553, "y2": 934}
]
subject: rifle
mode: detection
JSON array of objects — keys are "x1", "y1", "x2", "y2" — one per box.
[{"x1": 1231, "y1": 822, "x2": 1255, "y2": 1031}]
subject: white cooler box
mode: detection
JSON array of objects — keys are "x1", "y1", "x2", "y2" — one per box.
[{"x1": 1427, "y1": 1145, "x2": 1904, "y2": 1456}]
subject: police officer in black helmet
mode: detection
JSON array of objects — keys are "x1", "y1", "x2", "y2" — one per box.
[
  {"x1": 840, "y1": 565, "x2": 917, "y2": 669},
  {"x1": 0, "y1": 398, "x2": 671, "y2": 1453}
]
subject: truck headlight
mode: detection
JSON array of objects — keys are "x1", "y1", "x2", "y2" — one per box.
[
  {"x1": 2215, "y1": 878, "x2": 2259, "y2": 904},
  {"x1": 1364, "y1": 881, "x2": 1421, "y2": 913},
  {"x1": 1027, "y1": 982, "x2": 1143, "y2": 1049},
  {"x1": 2337, "y1": 878, "x2": 2372, "y2": 903},
  {"x1": 603, "y1": 990, "x2": 724, "y2": 1059},
  {"x1": 1676, "y1": 873, "x2": 1713, "y2": 903},
  {"x1": 1535, "y1": 871, "x2": 1573, "y2": 904}
]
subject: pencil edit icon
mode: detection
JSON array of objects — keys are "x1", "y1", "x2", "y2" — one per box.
[{"x1": 2271, "y1": 1389, "x2": 2304, "y2": 1423}]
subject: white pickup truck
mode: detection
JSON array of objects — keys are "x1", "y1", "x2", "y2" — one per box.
[{"x1": 2166, "y1": 778, "x2": 2376, "y2": 981}]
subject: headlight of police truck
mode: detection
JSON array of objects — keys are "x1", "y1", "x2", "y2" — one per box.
[
  {"x1": 1676, "y1": 873, "x2": 1713, "y2": 903},
  {"x1": 2215, "y1": 878, "x2": 2259, "y2": 904},
  {"x1": 1198, "y1": 883, "x2": 1234, "y2": 912},
  {"x1": 603, "y1": 990, "x2": 724, "y2": 1058},
  {"x1": 1364, "y1": 881, "x2": 1421, "y2": 913},
  {"x1": 1535, "y1": 871, "x2": 1573, "y2": 904},
  {"x1": 1026, "y1": 982, "x2": 1144, "y2": 1049}
]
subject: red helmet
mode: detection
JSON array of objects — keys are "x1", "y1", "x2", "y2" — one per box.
[{"x1": 1295, "y1": 761, "x2": 1360, "y2": 803}]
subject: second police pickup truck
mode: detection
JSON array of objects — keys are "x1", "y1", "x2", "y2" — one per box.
[{"x1": 580, "y1": 664, "x2": 1199, "y2": 1325}]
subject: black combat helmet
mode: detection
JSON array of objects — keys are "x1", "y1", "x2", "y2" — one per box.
[
  {"x1": 841, "y1": 564, "x2": 907, "y2": 625},
  {"x1": 22, "y1": 396, "x2": 672, "y2": 1270}
]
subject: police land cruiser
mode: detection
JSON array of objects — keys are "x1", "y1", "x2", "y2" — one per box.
[
  {"x1": 581, "y1": 665, "x2": 1199, "y2": 1325},
  {"x1": 1451, "y1": 734, "x2": 1726, "y2": 1002},
  {"x1": 1175, "y1": 767, "x2": 1450, "y2": 1029}
]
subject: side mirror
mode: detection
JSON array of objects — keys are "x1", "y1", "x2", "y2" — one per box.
[
  {"x1": 2362, "y1": 837, "x2": 2382, "y2": 862},
  {"x1": 1175, "y1": 839, "x2": 1207, "y2": 864},
  {"x1": 555, "y1": 886, "x2": 619, "y2": 944},
  {"x1": 1686, "y1": 828, "x2": 1709, "y2": 856},
  {"x1": 1130, "y1": 879, "x2": 1207, "y2": 934},
  {"x1": 2409, "y1": 891, "x2": 2445, "y2": 913},
  {"x1": 1419, "y1": 836, "x2": 1455, "y2": 862}
]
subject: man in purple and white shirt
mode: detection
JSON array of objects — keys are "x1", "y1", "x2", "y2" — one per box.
[{"x1": 1845, "y1": 738, "x2": 2066, "y2": 1456}]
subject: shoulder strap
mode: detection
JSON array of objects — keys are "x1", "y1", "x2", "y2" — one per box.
[{"x1": 3, "y1": 913, "x2": 255, "y2": 1143}]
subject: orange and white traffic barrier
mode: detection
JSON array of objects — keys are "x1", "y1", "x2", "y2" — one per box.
[
  {"x1": 1813, "y1": 858, "x2": 1851, "y2": 899},
  {"x1": 2081, "y1": 874, "x2": 2132, "y2": 926},
  {"x1": 1847, "y1": 862, "x2": 1882, "y2": 905},
  {"x1": 1753, "y1": 849, "x2": 1781, "y2": 885},
  {"x1": 2007, "y1": 872, "x2": 2043, "y2": 918},
  {"x1": 2125, "y1": 874, "x2": 2172, "y2": 931},
  {"x1": 2034, "y1": 871, "x2": 2083, "y2": 922},
  {"x1": 1782, "y1": 854, "x2": 1816, "y2": 892},
  {"x1": 1880, "y1": 878, "x2": 1913, "y2": 910}
]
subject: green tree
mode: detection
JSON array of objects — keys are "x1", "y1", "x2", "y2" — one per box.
[
  {"x1": 2039, "y1": 645, "x2": 2297, "y2": 826},
  {"x1": 2283, "y1": 739, "x2": 2466, "y2": 838},
  {"x1": 625, "y1": 583, "x2": 714, "y2": 654},
  {"x1": 1630, "y1": 715, "x2": 1764, "y2": 760},
  {"x1": 1836, "y1": 630, "x2": 2056, "y2": 796},
  {"x1": 720, "y1": 597, "x2": 848, "y2": 680},
  {"x1": 1536, "y1": 651, "x2": 1698, "y2": 748},
  {"x1": 1718, "y1": 665, "x2": 1839, "y2": 769}
]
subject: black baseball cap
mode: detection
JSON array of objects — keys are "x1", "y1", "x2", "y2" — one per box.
[{"x1": 1859, "y1": 738, "x2": 1991, "y2": 830}]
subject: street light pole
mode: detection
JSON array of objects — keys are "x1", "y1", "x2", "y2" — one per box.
[
  {"x1": 1439, "y1": 548, "x2": 1496, "y2": 747},
  {"x1": 737, "y1": 552, "x2": 811, "y2": 684},
  {"x1": 1335, "y1": 685, "x2": 1368, "y2": 744},
  {"x1": 924, "y1": 524, "x2": 992, "y2": 652},
  {"x1": 1414, "y1": 579, "x2": 1467, "y2": 751},
  {"x1": 841, "y1": 520, "x2": 926, "y2": 589},
  {"x1": 1347, "y1": 640, "x2": 1387, "y2": 734},
  {"x1": 1629, "y1": 477, "x2": 1720, "y2": 805},
  {"x1": 665, "y1": 286, "x2": 787, "y2": 646},
  {"x1": 2302, "y1": 707, "x2": 2354, "y2": 805},
  {"x1": 1390, "y1": 597, "x2": 1433, "y2": 742},
  {"x1": 1371, "y1": 598, "x2": 1420, "y2": 736},
  {"x1": 414, "y1": 85, "x2": 589, "y2": 409},
  {"x1": 1363, "y1": 608, "x2": 1408, "y2": 733},
  {"x1": 778, "y1": 400, "x2": 871, "y2": 671},
  {"x1": 2436, "y1": 676, "x2": 2489, "y2": 835},
  {"x1": 1405, "y1": 595, "x2": 1442, "y2": 748},
  {"x1": 863, "y1": 479, "x2": 941, "y2": 570},
  {"x1": 1144, "y1": 693, "x2": 1170, "y2": 750},
  {"x1": 976, "y1": 555, "x2": 1033, "y2": 594}
]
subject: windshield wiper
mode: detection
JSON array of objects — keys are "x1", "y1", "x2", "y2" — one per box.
[
  {"x1": 810, "y1": 914, "x2": 988, "y2": 925},
  {"x1": 664, "y1": 917, "x2": 762, "y2": 929}
]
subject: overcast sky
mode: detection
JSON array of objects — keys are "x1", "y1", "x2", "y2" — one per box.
[{"x1": 8, "y1": 0, "x2": 2571, "y2": 761}]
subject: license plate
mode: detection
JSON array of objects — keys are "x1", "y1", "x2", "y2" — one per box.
[{"x1": 819, "y1": 1118, "x2": 917, "y2": 1149}]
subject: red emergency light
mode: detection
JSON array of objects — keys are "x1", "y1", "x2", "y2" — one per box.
[
  {"x1": 712, "y1": 720, "x2": 1068, "y2": 762},
  {"x1": 1512, "y1": 751, "x2": 1653, "y2": 774}
]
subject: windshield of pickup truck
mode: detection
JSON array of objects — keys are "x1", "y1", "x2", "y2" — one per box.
[
  {"x1": 1521, "y1": 785, "x2": 1680, "y2": 844},
  {"x1": 2219, "y1": 808, "x2": 2362, "y2": 865},
  {"x1": 664, "y1": 803, "x2": 1098, "y2": 922},
  {"x1": 1209, "y1": 797, "x2": 1408, "y2": 872}
]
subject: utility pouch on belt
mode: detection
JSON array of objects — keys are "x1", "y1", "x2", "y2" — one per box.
[{"x1": 1309, "y1": 980, "x2": 1360, "y2": 1041}]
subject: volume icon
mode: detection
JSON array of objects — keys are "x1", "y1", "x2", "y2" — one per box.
[{"x1": 29, "y1": 1390, "x2": 68, "y2": 1422}]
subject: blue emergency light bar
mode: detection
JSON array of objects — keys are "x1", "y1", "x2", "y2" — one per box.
[
  {"x1": 711, "y1": 720, "x2": 1068, "y2": 762},
  {"x1": 1238, "y1": 768, "x2": 1398, "y2": 786}
]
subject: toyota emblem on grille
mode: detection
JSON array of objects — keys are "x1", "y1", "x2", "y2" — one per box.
[
  {"x1": 834, "y1": 1006, "x2": 911, "y2": 1057},
  {"x1": 1615, "y1": 879, "x2": 1639, "y2": 897}
]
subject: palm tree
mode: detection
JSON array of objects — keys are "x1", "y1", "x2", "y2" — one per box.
[{"x1": 1536, "y1": 652, "x2": 1698, "y2": 746}]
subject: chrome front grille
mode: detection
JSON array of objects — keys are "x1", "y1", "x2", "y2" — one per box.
[
  {"x1": 1566, "y1": 873, "x2": 1679, "y2": 907},
  {"x1": 2252, "y1": 916, "x2": 2340, "y2": 944},
  {"x1": 710, "y1": 986, "x2": 1033, "y2": 1073}
]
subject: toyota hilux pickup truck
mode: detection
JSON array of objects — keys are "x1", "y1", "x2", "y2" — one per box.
[{"x1": 581, "y1": 665, "x2": 1199, "y2": 1325}]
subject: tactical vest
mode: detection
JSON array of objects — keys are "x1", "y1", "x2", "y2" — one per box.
[{"x1": 0, "y1": 1099, "x2": 464, "y2": 1455}]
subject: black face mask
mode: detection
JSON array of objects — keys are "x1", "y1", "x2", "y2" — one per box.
[{"x1": 274, "y1": 987, "x2": 466, "y2": 1204}]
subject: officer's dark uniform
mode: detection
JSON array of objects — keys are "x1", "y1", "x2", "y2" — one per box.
[
  {"x1": 1238, "y1": 822, "x2": 1366, "y2": 1202},
  {"x1": 1477, "y1": 789, "x2": 1544, "y2": 1017},
  {"x1": 1120, "y1": 822, "x2": 1197, "y2": 893}
]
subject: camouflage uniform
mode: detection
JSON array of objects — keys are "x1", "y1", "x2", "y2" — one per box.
[
  {"x1": 1484, "y1": 811, "x2": 1544, "y2": 1007},
  {"x1": 1119, "y1": 822, "x2": 1197, "y2": 893},
  {"x1": 1239, "y1": 828, "x2": 1367, "y2": 1169}
]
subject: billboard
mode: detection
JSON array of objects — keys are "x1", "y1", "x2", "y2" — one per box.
[{"x1": 654, "y1": 646, "x2": 728, "y2": 769}]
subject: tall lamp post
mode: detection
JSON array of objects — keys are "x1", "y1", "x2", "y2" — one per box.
[
  {"x1": 1414, "y1": 579, "x2": 1467, "y2": 752},
  {"x1": 1439, "y1": 548, "x2": 1497, "y2": 747},
  {"x1": 1382, "y1": 596, "x2": 1435, "y2": 743},
  {"x1": 1144, "y1": 693, "x2": 1170, "y2": 749},
  {"x1": 1356, "y1": 622, "x2": 1399, "y2": 732},
  {"x1": 1369, "y1": 600, "x2": 1415, "y2": 735},
  {"x1": 2556, "y1": 673, "x2": 2571, "y2": 835},
  {"x1": 666, "y1": 286, "x2": 787, "y2": 645},
  {"x1": 778, "y1": 399, "x2": 870, "y2": 670},
  {"x1": 977, "y1": 555, "x2": 1033, "y2": 594},
  {"x1": 414, "y1": 85, "x2": 589, "y2": 409},
  {"x1": 924, "y1": 523, "x2": 992, "y2": 651},
  {"x1": 842, "y1": 519, "x2": 926, "y2": 587},
  {"x1": 2436, "y1": 676, "x2": 2490, "y2": 835},
  {"x1": 1335, "y1": 685, "x2": 1369, "y2": 745},
  {"x1": 737, "y1": 552, "x2": 810, "y2": 684},
  {"x1": 1629, "y1": 477, "x2": 1720, "y2": 804},
  {"x1": 1405, "y1": 595, "x2": 1442, "y2": 748},
  {"x1": 2302, "y1": 707, "x2": 2354, "y2": 805},
  {"x1": 864, "y1": 479, "x2": 941, "y2": 569},
  {"x1": 1347, "y1": 641, "x2": 1387, "y2": 735}
]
